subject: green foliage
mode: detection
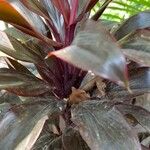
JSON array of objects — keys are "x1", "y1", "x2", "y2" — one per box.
[{"x1": 93, "y1": 0, "x2": 150, "y2": 22}]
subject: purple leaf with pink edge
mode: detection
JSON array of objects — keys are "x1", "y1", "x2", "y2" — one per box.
[{"x1": 51, "y1": 20, "x2": 128, "y2": 88}]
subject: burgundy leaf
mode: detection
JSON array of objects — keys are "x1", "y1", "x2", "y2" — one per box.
[
  {"x1": 51, "y1": 20, "x2": 128, "y2": 88},
  {"x1": 51, "y1": 0, "x2": 70, "y2": 24},
  {"x1": 20, "y1": 0, "x2": 50, "y2": 20},
  {"x1": 71, "y1": 100, "x2": 141, "y2": 150},
  {"x1": 62, "y1": 127, "x2": 90, "y2": 150},
  {"x1": 0, "y1": 0, "x2": 62, "y2": 47},
  {"x1": 113, "y1": 11, "x2": 150, "y2": 40},
  {"x1": 106, "y1": 66, "x2": 150, "y2": 100},
  {"x1": 5, "y1": 57, "x2": 34, "y2": 76},
  {"x1": 116, "y1": 104, "x2": 150, "y2": 133},
  {"x1": 0, "y1": 68, "x2": 50, "y2": 96},
  {"x1": 0, "y1": 98, "x2": 64, "y2": 149},
  {"x1": 0, "y1": 31, "x2": 43, "y2": 63},
  {"x1": 120, "y1": 29, "x2": 150, "y2": 66}
]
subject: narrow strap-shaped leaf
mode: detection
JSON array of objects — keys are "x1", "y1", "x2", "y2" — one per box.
[
  {"x1": 120, "y1": 29, "x2": 150, "y2": 66},
  {"x1": 113, "y1": 11, "x2": 150, "y2": 40},
  {"x1": 0, "y1": 68, "x2": 50, "y2": 96},
  {"x1": 91, "y1": 0, "x2": 112, "y2": 21},
  {"x1": 0, "y1": 0, "x2": 62, "y2": 47},
  {"x1": 0, "y1": 98, "x2": 65, "y2": 150},
  {"x1": 5, "y1": 57, "x2": 34, "y2": 76},
  {"x1": 71, "y1": 100, "x2": 141, "y2": 150},
  {"x1": 0, "y1": 31, "x2": 42, "y2": 63},
  {"x1": 20, "y1": 0, "x2": 50, "y2": 20},
  {"x1": 51, "y1": 0, "x2": 70, "y2": 24},
  {"x1": 76, "y1": 0, "x2": 98, "y2": 22},
  {"x1": 32, "y1": 129, "x2": 59, "y2": 150},
  {"x1": 0, "y1": 0, "x2": 32, "y2": 29}
]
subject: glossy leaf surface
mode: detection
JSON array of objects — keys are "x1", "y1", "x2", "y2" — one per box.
[
  {"x1": 0, "y1": 98, "x2": 64, "y2": 150},
  {"x1": 51, "y1": 0, "x2": 70, "y2": 24},
  {"x1": 106, "y1": 67, "x2": 150, "y2": 100},
  {"x1": 16, "y1": 116, "x2": 47, "y2": 150},
  {"x1": 114, "y1": 11, "x2": 150, "y2": 40},
  {"x1": 71, "y1": 100, "x2": 141, "y2": 150},
  {"x1": 0, "y1": 68, "x2": 49, "y2": 96},
  {"x1": 120, "y1": 29, "x2": 150, "y2": 66},
  {"x1": 117, "y1": 104, "x2": 150, "y2": 133},
  {"x1": 52, "y1": 20, "x2": 128, "y2": 87},
  {"x1": 20, "y1": 0, "x2": 50, "y2": 20},
  {"x1": 32, "y1": 129, "x2": 59, "y2": 150},
  {"x1": 0, "y1": 0, "x2": 61, "y2": 47},
  {"x1": 6, "y1": 57, "x2": 34, "y2": 76},
  {"x1": 0, "y1": 31, "x2": 43, "y2": 63},
  {"x1": 0, "y1": 0, "x2": 31, "y2": 29}
]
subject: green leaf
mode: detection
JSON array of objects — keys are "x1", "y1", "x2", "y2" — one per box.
[
  {"x1": 113, "y1": 11, "x2": 150, "y2": 40},
  {"x1": 117, "y1": 104, "x2": 150, "y2": 133},
  {"x1": 52, "y1": 20, "x2": 128, "y2": 87},
  {"x1": 0, "y1": 68, "x2": 50, "y2": 96},
  {"x1": 71, "y1": 100, "x2": 141, "y2": 150},
  {"x1": 0, "y1": 98, "x2": 65, "y2": 150}
]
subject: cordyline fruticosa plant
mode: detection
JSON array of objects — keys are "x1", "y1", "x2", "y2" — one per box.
[{"x1": 0, "y1": 0, "x2": 150, "y2": 149}]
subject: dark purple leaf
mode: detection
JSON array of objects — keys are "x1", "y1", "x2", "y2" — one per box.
[
  {"x1": 6, "y1": 57, "x2": 34, "y2": 76},
  {"x1": 91, "y1": 0, "x2": 112, "y2": 21},
  {"x1": 117, "y1": 104, "x2": 150, "y2": 133},
  {"x1": 32, "y1": 129, "x2": 59, "y2": 150},
  {"x1": 0, "y1": 0, "x2": 62, "y2": 47},
  {"x1": 0, "y1": 98, "x2": 65, "y2": 150},
  {"x1": 62, "y1": 127, "x2": 90, "y2": 150},
  {"x1": 106, "y1": 67, "x2": 150, "y2": 100},
  {"x1": 0, "y1": 31, "x2": 43, "y2": 63},
  {"x1": 120, "y1": 29, "x2": 150, "y2": 66},
  {"x1": 42, "y1": 0, "x2": 65, "y2": 41},
  {"x1": 0, "y1": 68, "x2": 50, "y2": 96},
  {"x1": 4, "y1": 27, "x2": 32, "y2": 42},
  {"x1": 113, "y1": 11, "x2": 150, "y2": 40},
  {"x1": 20, "y1": 0, "x2": 50, "y2": 20},
  {"x1": 51, "y1": 0, "x2": 70, "y2": 24},
  {"x1": 51, "y1": 20, "x2": 128, "y2": 88},
  {"x1": 71, "y1": 100, "x2": 141, "y2": 150}
]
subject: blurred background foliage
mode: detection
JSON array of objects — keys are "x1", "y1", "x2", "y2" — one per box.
[{"x1": 92, "y1": 0, "x2": 150, "y2": 22}]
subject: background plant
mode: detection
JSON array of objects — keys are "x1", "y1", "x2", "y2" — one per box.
[{"x1": 93, "y1": 0, "x2": 150, "y2": 22}]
